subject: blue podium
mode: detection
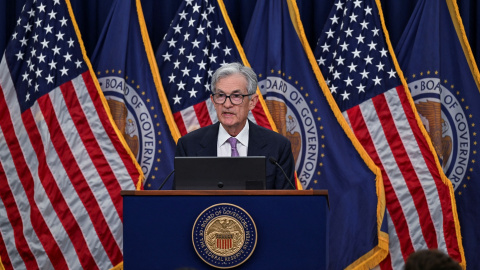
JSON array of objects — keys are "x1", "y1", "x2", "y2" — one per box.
[{"x1": 122, "y1": 190, "x2": 329, "y2": 269}]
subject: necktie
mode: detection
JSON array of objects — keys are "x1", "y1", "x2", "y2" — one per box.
[{"x1": 227, "y1": 137, "x2": 239, "y2": 157}]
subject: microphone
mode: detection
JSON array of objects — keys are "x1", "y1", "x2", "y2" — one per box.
[
  {"x1": 158, "y1": 169, "x2": 175, "y2": 190},
  {"x1": 268, "y1": 157, "x2": 296, "y2": 189}
]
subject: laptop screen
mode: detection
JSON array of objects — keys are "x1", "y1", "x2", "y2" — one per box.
[{"x1": 174, "y1": 156, "x2": 266, "y2": 190}]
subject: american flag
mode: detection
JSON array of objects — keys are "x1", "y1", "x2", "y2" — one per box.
[
  {"x1": 0, "y1": 0, "x2": 141, "y2": 269},
  {"x1": 155, "y1": 0, "x2": 274, "y2": 135},
  {"x1": 314, "y1": 0, "x2": 463, "y2": 269}
]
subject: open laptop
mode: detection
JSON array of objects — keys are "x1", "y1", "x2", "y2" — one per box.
[{"x1": 174, "y1": 156, "x2": 266, "y2": 190}]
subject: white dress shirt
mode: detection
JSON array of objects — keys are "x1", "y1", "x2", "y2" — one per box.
[{"x1": 217, "y1": 121, "x2": 249, "y2": 157}]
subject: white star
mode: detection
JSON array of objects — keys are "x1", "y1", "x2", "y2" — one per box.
[
  {"x1": 34, "y1": 83, "x2": 39, "y2": 92},
  {"x1": 188, "y1": 18, "x2": 195, "y2": 27},
  {"x1": 367, "y1": 41, "x2": 377, "y2": 51},
  {"x1": 209, "y1": 55, "x2": 217, "y2": 63},
  {"x1": 168, "y1": 73, "x2": 176, "y2": 83},
  {"x1": 189, "y1": 88, "x2": 198, "y2": 97},
  {"x1": 35, "y1": 18, "x2": 42, "y2": 27},
  {"x1": 186, "y1": 53, "x2": 195, "y2": 62},
  {"x1": 53, "y1": 0, "x2": 60, "y2": 5},
  {"x1": 75, "y1": 59, "x2": 82, "y2": 68},
  {"x1": 335, "y1": 56, "x2": 345, "y2": 65},
  {"x1": 357, "y1": 83, "x2": 366, "y2": 93},
  {"x1": 364, "y1": 55, "x2": 373, "y2": 65},
  {"x1": 185, "y1": 0, "x2": 193, "y2": 6},
  {"x1": 177, "y1": 81, "x2": 186, "y2": 90},
  {"x1": 25, "y1": 92, "x2": 30, "y2": 102},
  {"x1": 178, "y1": 46, "x2": 186, "y2": 55},
  {"x1": 15, "y1": 51, "x2": 24, "y2": 60},
  {"x1": 41, "y1": 39, "x2": 49, "y2": 48},
  {"x1": 334, "y1": 1, "x2": 344, "y2": 10},
  {"x1": 326, "y1": 29, "x2": 335, "y2": 38},
  {"x1": 349, "y1": 13, "x2": 358, "y2": 22},
  {"x1": 37, "y1": 2, "x2": 46, "y2": 12},
  {"x1": 179, "y1": 10, "x2": 188, "y2": 20},
  {"x1": 192, "y1": 3, "x2": 201, "y2": 13},
  {"x1": 341, "y1": 90, "x2": 350, "y2": 100},
  {"x1": 344, "y1": 27, "x2": 353, "y2": 37},
  {"x1": 173, "y1": 60, "x2": 181, "y2": 69},
  {"x1": 44, "y1": 24, "x2": 53, "y2": 34},
  {"x1": 372, "y1": 27, "x2": 379, "y2": 36},
  {"x1": 203, "y1": 47, "x2": 209, "y2": 56},
  {"x1": 59, "y1": 17, "x2": 68, "y2": 26},
  {"x1": 356, "y1": 34, "x2": 365, "y2": 44},
  {"x1": 191, "y1": 39, "x2": 201, "y2": 48},
  {"x1": 353, "y1": 0, "x2": 362, "y2": 8},
  {"x1": 204, "y1": 82, "x2": 210, "y2": 91},
  {"x1": 212, "y1": 40, "x2": 221, "y2": 49},
  {"x1": 379, "y1": 48, "x2": 388, "y2": 57},
  {"x1": 173, "y1": 95, "x2": 182, "y2": 104},
  {"x1": 201, "y1": 11, "x2": 208, "y2": 20},
  {"x1": 330, "y1": 84, "x2": 338, "y2": 94},
  {"x1": 215, "y1": 26, "x2": 223, "y2": 35},
  {"x1": 376, "y1": 62, "x2": 385, "y2": 71},
  {"x1": 192, "y1": 74, "x2": 202, "y2": 84},
  {"x1": 207, "y1": 5, "x2": 215, "y2": 14},
  {"x1": 163, "y1": 52, "x2": 172, "y2": 61},
  {"x1": 223, "y1": 46, "x2": 232, "y2": 56},
  {"x1": 328, "y1": 64, "x2": 335, "y2": 73},
  {"x1": 56, "y1": 31, "x2": 65, "y2": 41},
  {"x1": 12, "y1": 32, "x2": 18, "y2": 40},
  {"x1": 32, "y1": 33, "x2": 39, "y2": 42},
  {"x1": 183, "y1": 32, "x2": 190, "y2": 41},
  {"x1": 344, "y1": 76, "x2": 353, "y2": 86},
  {"x1": 181, "y1": 67, "x2": 191, "y2": 76},
  {"x1": 321, "y1": 42, "x2": 330, "y2": 52},
  {"x1": 340, "y1": 41, "x2": 349, "y2": 51},
  {"x1": 197, "y1": 25, "x2": 205, "y2": 35},
  {"x1": 167, "y1": 38, "x2": 177, "y2": 48},
  {"x1": 48, "y1": 10, "x2": 57, "y2": 20},
  {"x1": 37, "y1": 53, "x2": 46, "y2": 63},
  {"x1": 35, "y1": 67, "x2": 42, "y2": 78},
  {"x1": 27, "y1": 8, "x2": 35, "y2": 17},
  {"x1": 360, "y1": 69, "x2": 369, "y2": 79},
  {"x1": 20, "y1": 37, "x2": 28, "y2": 46},
  {"x1": 48, "y1": 59, "x2": 57, "y2": 69},
  {"x1": 330, "y1": 15, "x2": 339, "y2": 25},
  {"x1": 352, "y1": 48, "x2": 361, "y2": 58},
  {"x1": 360, "y1": 20, "x2": 369, "y2": 30},
  {"x1": 365, "y1": 6, "x2": 373, "y2": 15},
  {"x1": 332, "y1": 70, "x2": 341, "y2": 80},
  {"x1": 198, "y1": 60, "x2": 206, "y2": 70},
  {"x1": 388, "y1": 69, "x2": 397, "y2": 78},
  {"x1": 46, "y1": 74, "x2": 54, "y2": 84},
  {"x1": 60, "y1": 66, "x2": 69, "y2": 76},
  {"x1": 64, "y1": 52, "x2": 72, "y2": 62},
  {"x1": 373, "y1": 76, "x2": 382, "y2": 85},
  {"x1": 347, "y1": 62, "x2": 357, "y2": 72},
  {"x1": 173, "y1": 24, "x2": 182, "y2": 33},
  {"x1": 317, "y1": 56, "x2": 326, "y2": 66},
  {"x1": 22, "y1": 71, "x2": 29, "y2": 81}
]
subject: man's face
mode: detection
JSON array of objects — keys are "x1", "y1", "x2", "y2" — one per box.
[{"x1": 211, "y1": 73, "x2": 258, "y2": 136}]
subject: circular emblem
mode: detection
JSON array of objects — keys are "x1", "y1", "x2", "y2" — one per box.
[
  {"x1": 98, "y1": 76, "x2": 157, "y2": 178},
  {"x1": 409, "y1": 77, "x2": 474, "y2": 189},
  {"x1": 192, "y1": 203, "x2": 257, "y2": 269},
  {"x1": 258, "y1": 75, "x2": 323, "y2": 189}
]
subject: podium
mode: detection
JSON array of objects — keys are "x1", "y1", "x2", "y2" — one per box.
[{"x1": 122, "y1": 190, "x2": 329, "y2": 269}]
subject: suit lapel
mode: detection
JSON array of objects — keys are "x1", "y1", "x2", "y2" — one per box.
[
  {"x1": 197, "y1": 122, "x2": 219, "y2": 156},
  {"x1": 247, "y1": 120, "x2": 268, "y2": 156}
]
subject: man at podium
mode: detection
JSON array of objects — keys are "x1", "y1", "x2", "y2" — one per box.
[{"x1": 175, "y1": 63, "x2": 296, "y2": 189}]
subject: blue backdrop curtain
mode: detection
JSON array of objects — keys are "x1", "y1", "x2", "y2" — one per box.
[{"x1": 2, "y1": 0, "x2": 479, "y2": 63}]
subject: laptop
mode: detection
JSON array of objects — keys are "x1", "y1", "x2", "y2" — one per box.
[{"x1": 174, "y1": 156, "x2": 266, "y2": 190}]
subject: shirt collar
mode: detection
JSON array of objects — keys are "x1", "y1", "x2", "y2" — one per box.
[{"x1": 218, "y1": 121, "x2": 250, "y2": 147}]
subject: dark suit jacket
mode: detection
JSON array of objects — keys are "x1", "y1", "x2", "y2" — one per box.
[{"x1": 175, "y1": 120, "x2": 296, "y2": 189}]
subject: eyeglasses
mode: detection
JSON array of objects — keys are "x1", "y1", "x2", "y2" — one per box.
[{"x1": 212, "y1": 93, "x2": 253, "y2": 105}]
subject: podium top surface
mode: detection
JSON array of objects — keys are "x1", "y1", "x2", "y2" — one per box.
[{"x1": 121, "y1": 190, "x2": 328, "y2": 197}]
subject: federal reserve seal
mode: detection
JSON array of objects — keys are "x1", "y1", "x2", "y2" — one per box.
[
  {"x1": 192, "y1": 204, "x2": 257, "y2": 269},
  {"x1": 409, "y1": 76, "x2": 478, "y2": 190}
]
